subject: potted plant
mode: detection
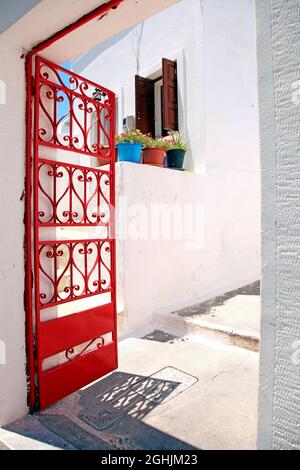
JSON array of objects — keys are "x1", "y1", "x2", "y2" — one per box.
[
  {"x1": 163, "y1": 132, "x2": 189, "y2": 169},
  {"x1": 116, "y1": 129, "x2": 146, "y2": 163},
  {"x1": 142, "y1": 136, "x2": 170, "y2": 167}
]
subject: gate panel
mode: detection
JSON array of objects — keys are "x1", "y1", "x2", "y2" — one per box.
[
  {"x1": 31, "y1": 56, "x2": 117, "y2": 409},
  {"x1": 40, "y1": 343, "x2": 116, "y2": 409},
  {"x1": 39, "y1": 303, "x2": 115, "y2": 360}
]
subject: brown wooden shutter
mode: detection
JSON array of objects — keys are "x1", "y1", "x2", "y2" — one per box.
[
  {"x1": 135, "y1": 75, "x2": 155, "y2": 136},
  {"x1": 162, "y1": 58, "x2": 178, "y2": 131}
]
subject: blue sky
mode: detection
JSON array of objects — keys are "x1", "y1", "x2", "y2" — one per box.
[{"x1": 57, "y1": 60, "x2": 73, "y2": 121}]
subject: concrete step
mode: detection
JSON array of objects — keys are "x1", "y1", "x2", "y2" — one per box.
[
  {"x1": 154, "y1": 286, "x2": 260, "y2": 352},
  {"x1": 155, "y1": 312, "x2": 259, "y2": 351}
]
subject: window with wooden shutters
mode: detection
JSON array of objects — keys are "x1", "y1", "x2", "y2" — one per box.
[
  {"x1": 135, "y1": 59, "x2": 178, "y2": 137},
  {"x1": 135, "y1": 75, "x2": 155, "y2": 136},
  {"x1": 162, "y1": 58, "x2": 178, "y2": 132}
]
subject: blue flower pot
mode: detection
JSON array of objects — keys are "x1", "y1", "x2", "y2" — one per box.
[{"x1": 117, "y1": 142, "x2": 143, "y2": 163}]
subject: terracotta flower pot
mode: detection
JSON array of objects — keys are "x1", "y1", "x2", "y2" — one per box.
[{"x1": 143, "y1": 148, "x2": 166, "y2": 167}]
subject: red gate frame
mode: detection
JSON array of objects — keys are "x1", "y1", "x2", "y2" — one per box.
[{"x1": 25, "y1": 0, "x2": 124, "y2": 410}]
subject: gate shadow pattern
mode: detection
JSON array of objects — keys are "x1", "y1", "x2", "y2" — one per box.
[
  {"x1": 78, "y1": 371, "x2": 181, "y2": 424},
  {"x1": 76, "y1": 371, "x2": 198, "y2": 449},
  {"x1": 5, "y1": 372, "x2": 198, "y2": 450}
]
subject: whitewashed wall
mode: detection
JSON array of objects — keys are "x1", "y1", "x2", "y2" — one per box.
[
  {"x1": 74, "y1": 0, "x2": 261, "y2": 336},
  {"x1": 73, "y1": 0, "x2": 260, "y2": 175},
  {"x1": 0, "y1": 40, "x2": 28, "y2": 430},
  {"x1": 116, "y1": 161, "x2": 260, "y2": 337},
  {"x1": 256, "y1": 0, "x2": 300, "y2": 450},
  {"x1": 0, "y1": 0, "x2": 180, "y2": 427}
]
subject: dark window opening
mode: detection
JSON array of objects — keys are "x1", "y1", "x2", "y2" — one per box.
[{"x1": 135, "y1": 58, "x2": 178, "y2": 137}]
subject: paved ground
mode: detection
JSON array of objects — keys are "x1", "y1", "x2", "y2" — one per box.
[
  {"x1": 0, "y1": 283, "x2": 260, "y2": 450},
  {"x1": 1, "y1": 335, "x2": 258, "y2": 450}
]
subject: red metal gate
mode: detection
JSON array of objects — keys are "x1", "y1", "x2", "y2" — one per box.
[{"x1": 28, "y1": 56, "x2": 117, "y2": 409}]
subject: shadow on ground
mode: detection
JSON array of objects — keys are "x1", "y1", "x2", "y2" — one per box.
[{"x1": 6, "y1": 372, "x2": 199, "y2": 450}]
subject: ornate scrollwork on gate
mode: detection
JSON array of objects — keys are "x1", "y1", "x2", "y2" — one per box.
[
  {"x1": 37, "y1": 58, "x2": 114, "y2": 158},
  {"x1": 38, "y1": 240, "x2": 112, "y2": 307},
  {"x1": 65, "y1": 337, "x2": 105, "y2": 362},
  {"x1": 38, "y1": 159, "x2": 111, "y2": 226}
]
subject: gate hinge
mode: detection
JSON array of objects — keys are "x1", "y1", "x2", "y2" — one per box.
[{"x1": 31, "y1": 77, "x2": 35, "y2": 95}]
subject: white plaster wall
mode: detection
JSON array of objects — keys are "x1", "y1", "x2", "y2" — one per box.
[
  {"x1": 256, "y1": 0, "x2": 300, "y2": 450},
  {"x1": 0, "y1": 42, "x2": 29, "y2": 428},
  {"x1": 203, "y1": 0, "x2": 260, "y2": 174},
  {"x1": 73, "y1": 0, "x2": 260, "y2": 175},
  {"x1": 74, "y1": 0, "x2": 261, "y2": 336},
  {"x1": 0, "y1": 0, "x2": 180, "y2": 427},
  {"x1": 73, "y1": 0, "x2": 203, "y2": 172},
  {"x1": 116, "y1": 162, "x2": 260, "y2": 337}
]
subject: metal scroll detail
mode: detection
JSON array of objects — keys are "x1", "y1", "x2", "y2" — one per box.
[
  {"x1": 65, "y1": 337, "x2": 105, "y2": 362},
  {"x1": 38, "y1": 159, "x2": 111, "y2": 226},
  {"x1": 35, "y1": 57, "x2": 116, "y2": 311},
  {"x1": 37, "y1": 58, "x2": 113, "y2": 158},
  {"x1": 38, "y1": 240, "x2": 112, "y2": 308}
]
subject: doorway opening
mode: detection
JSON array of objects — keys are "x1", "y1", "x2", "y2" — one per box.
[{"x1": 23, "y1": 0, "x2": 261, "y2": 450}]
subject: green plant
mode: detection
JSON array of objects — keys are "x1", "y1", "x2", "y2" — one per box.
[
  {"x1": 143, "y1": 135, "x2": 170, "y2": 150},
  {"x1": 160, "y1": 132, "x2": 189, "y2": 151},
  {"x1": 116, "y1": 129, "x2": 146, "y2": 145}
]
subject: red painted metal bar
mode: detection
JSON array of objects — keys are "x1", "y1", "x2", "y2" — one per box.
[
  {"x1": 29, "y1": 0, "x2": 124, "y2": 57},
  {"x1": 39, "y1": 289, "x2": 112, "y2": 311},
  {"x1": 109, "y1": 87, "x2": 118, "y2": 371},
  {"x1": 33, "y1": 56, "x2": 44, "y2": 409},
  {"x1": 25, "y1": 55, "x2": 36, "y2": 410},
  {"x1": 38, "y1": 158, "x2": 111, "y2": 175},
  {"x1": 40, "y1": 142, "x2": 110, "y2": 161},
  {"x1": 37, "y1": 238, "x2": 111, "y2": 245}
]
